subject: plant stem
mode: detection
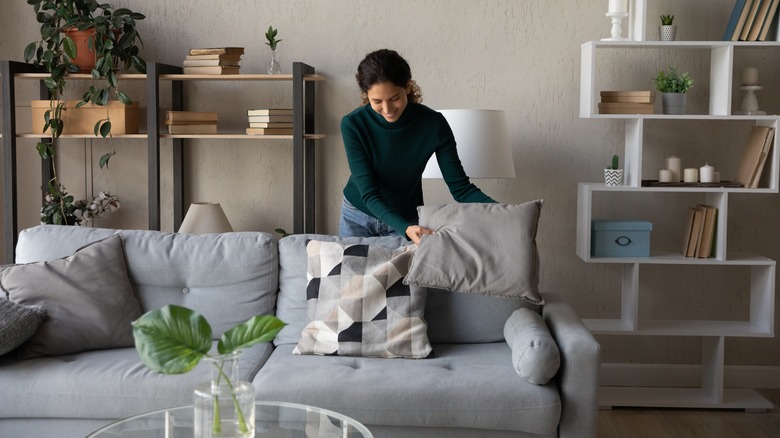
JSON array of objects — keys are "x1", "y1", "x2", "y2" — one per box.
[{"x1": 212, "y1": 356, "x2": 249, "y2": 435}]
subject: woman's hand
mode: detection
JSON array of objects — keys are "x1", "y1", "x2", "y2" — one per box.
[{"x1": 406, "y1": 225, "x2": 434, "y2": 245}]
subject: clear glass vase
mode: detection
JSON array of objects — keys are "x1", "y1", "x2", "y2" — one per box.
[
  {"x1": 193, "y1": 350, "x2": 255, "y2": 438},
  {"x1": 267, "y1": 49, "x2": 281, "y2": 74}
]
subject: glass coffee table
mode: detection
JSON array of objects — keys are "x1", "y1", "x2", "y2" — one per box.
[{"x1": 88, "y1": 400, "x2": 372, "y2": 438}]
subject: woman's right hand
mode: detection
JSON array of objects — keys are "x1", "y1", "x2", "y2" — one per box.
[{"x1": 406, "y1": 225, "x2": 434, "y2": 245}]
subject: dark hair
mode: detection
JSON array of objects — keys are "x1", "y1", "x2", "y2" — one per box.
[{"x1": 356, "y1": 49, "x2": 422, "y2": 104}]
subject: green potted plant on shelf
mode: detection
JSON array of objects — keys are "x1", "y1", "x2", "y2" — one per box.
[
  {"x1": 653, "y1": 66, "x2": 693, "y2": 115},
  {"x1": 133, "y1": 305, "x2": 285, "y2": 437},
  {"x1": 604, "y1": 154, "x2": 623, "y2": 186},
  {"x1": 265, "y1": 25, "x2": 282, "y2": 74},
  {"x1": 659, "y1": 14, "x2": 677, "y2": 41},
  {"x1": 23, "y1": 0, "x2": 146, "y2": 225}
]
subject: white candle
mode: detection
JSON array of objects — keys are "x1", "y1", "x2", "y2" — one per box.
[
  {"x1": 742, "y1": 67, "x2": 759, "y2": 85},
  {"x1": 684, "y1": 168, "x2": 699, "y2": 183},
  {"x1": 659, "y1": 169, "x2": 673, "y2": 182},
  {"x1": 700, "y1": 163, "x2": 715, "y2": 183},
  {"x1": 608, "y1": 0, "x2": 628, "y2": 13},
  {"x1": 666, "y1": 156, "x2": 681, "y2": 182}
]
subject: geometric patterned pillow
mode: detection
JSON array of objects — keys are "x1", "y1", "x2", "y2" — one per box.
[{"x1": 293, "y1": 240, "x2": 432, "y2": 359}]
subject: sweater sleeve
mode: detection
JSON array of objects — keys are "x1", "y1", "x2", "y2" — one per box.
[
  {"x1": 435, "y1": 114, "x2": 497, "y2": 203},
  {"x1": 341, "y1": 116, "x2": 411, "y2": 235}
]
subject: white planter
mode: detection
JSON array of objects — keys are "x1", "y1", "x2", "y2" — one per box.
[
  {"x1": 659, "y1": 25, "x2": 677, "y2": 41},
  {"x1": 604, "y1": 169, "x2": 624, "y2": 186}
]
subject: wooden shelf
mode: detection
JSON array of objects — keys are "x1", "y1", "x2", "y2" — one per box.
[
  {"x1": 157, "y1": 73, "x2": 325, "y2": 81},
  {"x1": 14, "y1": 72, "x2": 148, "y2": 80},
  {"x1": 16, "y1": 133, "x2": 326, "y2": 140}
]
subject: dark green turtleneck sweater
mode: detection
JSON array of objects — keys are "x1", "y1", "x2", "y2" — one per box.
[{"x1": 341, "y1": 102, "x2": 495, "y2": 236}]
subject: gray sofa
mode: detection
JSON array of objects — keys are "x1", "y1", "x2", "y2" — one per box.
[{"x1": 0, "y1": 225, "x2": 600, "y2": 437}]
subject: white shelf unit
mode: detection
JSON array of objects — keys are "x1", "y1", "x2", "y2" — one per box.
[{"x1": 577, "y1": 40, "x2": 778, "y2": 411}]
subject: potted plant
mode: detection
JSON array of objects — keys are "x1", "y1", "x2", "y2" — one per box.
[
  {"x1": 604, "y1": 154, "x2": 623, "y2": 186},
  {"x1": 265, "y1": 25, "x2": 282, "y2": 74},
  {"x1": 653, "y1": 66, "x2": 693, "y2": 115},
  {"x1": 23, "y1": 0, "x2": 146, "y2": 225},
  {"x1": 659, "y1": 14, "x2": 677, "y2": 41},
  {"x1": 133, "y1": 305, "x2": 285, "y2": 437}
]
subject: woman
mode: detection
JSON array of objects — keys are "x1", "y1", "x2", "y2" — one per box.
[{"x1": 340, "y1": 49, "x2": 495, "y2": 244}]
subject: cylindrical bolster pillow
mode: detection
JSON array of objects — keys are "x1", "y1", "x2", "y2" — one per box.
[{"x1": 503, "y1": 308, "x2": 561, "y2": 385}]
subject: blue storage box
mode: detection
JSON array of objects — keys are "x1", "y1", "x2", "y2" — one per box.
[{"x1": 591, "y1": 220, "x2": 652, "y2": 257}]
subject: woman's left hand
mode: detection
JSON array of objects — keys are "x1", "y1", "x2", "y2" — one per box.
[{"x1": 406, "y1": 225, "x2": 434, "y2": 245}]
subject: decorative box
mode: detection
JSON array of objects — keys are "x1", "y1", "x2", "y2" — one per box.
[
  {"x1": 31, "y1": 100, "x2": 140, "y2": 135},
  {"x1": 591, "y1": 220, "x2": 652, "y2": 257}
]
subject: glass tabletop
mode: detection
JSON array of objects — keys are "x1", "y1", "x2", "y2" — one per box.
[{"x1": 87, "y1": 400, "x2": 373, "y2": 438}]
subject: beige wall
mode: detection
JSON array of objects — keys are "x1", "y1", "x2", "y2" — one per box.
[{"x1": 2, "y1": 1, "x2": 779, "y2": 367}]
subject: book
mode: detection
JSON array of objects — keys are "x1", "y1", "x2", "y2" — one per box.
[
  {"x1": 188, "y1": 47, "x2": 244, "y2": 56},
  {"x1": 182, "y1": 59, "x2": 241, "y2": 67},
  {"x1": 681, "y1": 207, "x2": 696, "y2": 256},
  {"x1": 758, "y1": 0, "x2": 780, "y2": 40},
  {"x1": 695, "y1": 204, "x2": 718, "y2": 258},
  {"x1": 724, "y1": 0, "x2": 750, "y2": 40},
  {"x1": 185, "y1": 53, "x2": 243, "y2": 62},
  {"x1": 167, "y1": 124, "x2": 218, "y2": 134},
  {"x1": 247, "y1": 122, "x2": 294, "y2": 128},
  {"x1": 246, "y1": 109, "x2": 294, "y2": 116},
  {"x1": 166, "y1": 111, "x2": 218, "y2": 123},
  {"x1": 600, "y1": 90, "x2": 653, "y2": 99},
  {"x1": 245, "y1": 127, "x2": 294, "y2": 135},
  {"x1": 686, "y1": 207, "x2": 705, "y2": 257},
  {"x1": 598, "y1": 102, "x2": 654, "y2": 114},
  {"x1": 600, "y1": 95, "x2": 655, "y2": 104},
  {"x1": 735, "y1": 125, "x2": 773, "y2": 187},
  {"x1": 740, "y1": 0, "x2": 764, "y2": 40},
  {"x1": 247, "y1": 115, "x2": 294, "y2": 123},
  {"x1": 182, "y1": 66, "x2": 240, "y2": 75},
  {"x1": 748, "y1": 0, "x2": 774, "y2": 40},
  {"x1": 748, "y1": 127, "x2": 775, "y2": 188}
]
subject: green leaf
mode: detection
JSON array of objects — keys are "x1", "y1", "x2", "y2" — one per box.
[
  {"x1": 24, "y1": 42, "x2": 37, "y2": 62},
  {"x1": 63, "y1": 36, "x2": 77, "y2": 59},
  {"x1": 99, "y1": 120, "x2": 111, "y2": 137},
  {"x1": 99, "y1": 151, "x2": 115, "y2": 168},
  {"x1": 116, "y1": 91, "x2": 132, "y2": 105},
  {"x1": 132, "y1": 305, "x2": 213, "y2": 375},
  {"x1": 217, "y1": 315, "x2": 286, "y2": 355},
  {"x1": 43, "y1": 77, "x2": 58, "y2": 91}
]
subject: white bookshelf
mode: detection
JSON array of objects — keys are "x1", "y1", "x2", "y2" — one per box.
[{"x1": 577, "y1": 38, "x2": 778, "y2": 410}]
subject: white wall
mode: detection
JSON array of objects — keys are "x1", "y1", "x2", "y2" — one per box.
[{"x1": 2, "y1": 0, "x2": 779, "y2": 368}]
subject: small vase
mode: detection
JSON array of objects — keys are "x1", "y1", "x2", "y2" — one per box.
[
  {"x1": 604, "y1": 169, "x2": 624, "y2": 186},
  {"x1": 659, "y1": 25, "x2": 677, "y2": 41},
  {"x1": 267, "y1": 49, "x2": 281, "y2": 75},
  {"x1": 193, "y1": 350, "x2": 255, "y2": 438}
]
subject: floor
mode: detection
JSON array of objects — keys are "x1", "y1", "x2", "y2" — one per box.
[{"x1": 597, "y1": 389, "x2": 780, "y2": 438}]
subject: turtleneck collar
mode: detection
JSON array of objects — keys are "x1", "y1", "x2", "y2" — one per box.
[{"x1": 366, "y1": 102, "x2": 418, "y2": 129}]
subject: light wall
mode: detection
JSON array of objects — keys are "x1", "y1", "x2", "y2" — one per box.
[{"x1": 1, "y1": 1, "x2": 779, "y2": 367}]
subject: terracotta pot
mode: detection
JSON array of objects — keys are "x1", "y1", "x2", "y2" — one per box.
[{"x1": 61, "y1": 28, "x2": 98, "y2": 72}]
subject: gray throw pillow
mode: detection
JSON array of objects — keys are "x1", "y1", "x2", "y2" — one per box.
[
  {"x1": 294, "y1": 240, "x2": 432, "y2": 359},
  {"x1": 0, "y1": 234, "x2": 142, "y2": 359},
  {"x1": 0, "y1": 298, "x2": 47, "y2": 356},
  {"x1": 405, "y1": 200, "x2": 544, "y2": 304},
  {"x1": 504, "y1": 308, "x2": 560, "y2": 385}
]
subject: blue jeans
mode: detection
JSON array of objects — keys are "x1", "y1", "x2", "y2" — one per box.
[{"x1": 338, "y1": 197, "x2": 402, "y2": 239}]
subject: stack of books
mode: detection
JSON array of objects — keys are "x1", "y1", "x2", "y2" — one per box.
[
  {"x1": 735, "y1": 125, "x2": 775, "y2": 188},
  {"x1": 245, "y1": 109, "x2": 294, "y2": 135},
  {"x1": 723, "y1": 0, "x2": 780, "y2": 42},
  {"x1": 598, "y1": 91, "x2": 654, "y2": 115},
  {"x1": 682, "y1": 204, "x2": 718, "y2": 258},
  {"x1": 165, "y1": 111, "x2": 218, "y2": 134},
  {"x1": 182, "y1": 47, "x2": 244, "y2": 75}
]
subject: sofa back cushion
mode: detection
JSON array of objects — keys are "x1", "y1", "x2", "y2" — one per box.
[
  {"x1": 276, "y1": 234, "x2": 536, "y2": 345},
  {"x1": 15, "y1": 225, "x2": 278, "y2": 338}
]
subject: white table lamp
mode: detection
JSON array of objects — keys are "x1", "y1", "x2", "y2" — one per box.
[
  {"x1": 422, "y1": 109, "x2": 515, "y2": 179},
  {"x1": 178, "y1": 202, "x2": 233, "y2": 234}
]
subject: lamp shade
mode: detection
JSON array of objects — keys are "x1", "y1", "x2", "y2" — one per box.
[
  {"x1": 422, "y1": 109, "x2": 516, "y2": 179},
  {"x1": 178, "y1": 202, "x2": 233, "y2": 234}
]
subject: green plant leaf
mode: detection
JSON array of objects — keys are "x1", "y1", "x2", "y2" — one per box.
[
  {"x1": 24, "y1": 42, "x2": 37, "y2": 62},
  {"x1": 99, "y1": 120, "x2": 111, "y2": 137},
  {"x1": 99, "y1": 151, "x2": 115, "y2": 168},
  {"x1": 132, "y1": 305, "x2": 213, "y2": 375},
  {"x1": 116, "y1": 91, "x2": 132, "y2": 105},
  {"x1": 63, "y1": 36, "x2": 77, "y2": 60},
  {"x1": 217, "y1": 315, "x2": 286, "y2": 355}
]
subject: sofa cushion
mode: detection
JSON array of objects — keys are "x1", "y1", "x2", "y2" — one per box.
[
  {"x1": 0, "y1": 298, "x2": 47, "y2": 356},
  {"x1": 504, "y1": 308, "x2": 560, "y2": 385},
  {"x1": 14, "y1": 225, "x2": 279, "y2": 338},
  {"x1": 276, "y1": 234, "x2": 408, "y2": 346},
  {"x1": 1, "y1": 235, "x2": 142, "y2": 359},
  {"x1": 405, "y1": 201, "x2": 544, "y2": 304},
  {"x1": 0, "y1": 342, "x2": 273, "y2": 420},
  {"x1": 255, "y1": 343, "x2": 561, "y2": 435},
  {"x1": 294, "y1": 240, "x2": 431, "y2": 358}
]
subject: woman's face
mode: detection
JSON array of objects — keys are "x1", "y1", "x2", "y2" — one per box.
[{"x1": 365, "y1": 81, "x2": 409, "y2": 123}]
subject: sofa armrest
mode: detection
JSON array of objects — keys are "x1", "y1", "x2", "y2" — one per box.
[{"x1": 540, "y1": 292, "x2": 600, "y2": 438}]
